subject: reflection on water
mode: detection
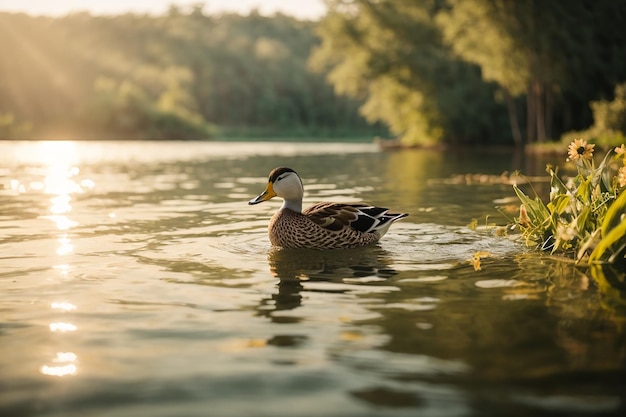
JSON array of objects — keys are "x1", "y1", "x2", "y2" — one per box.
[
  {"x1": 12, "y1": 143, "x2": 87, "y2": 381},
  {"x1": 40, "y1": 351, "x2": 78, "y2": 377},
  {"x1": 267, "y1": 246, "x2": 398, "y2": 281},
  {"x1": 259, "y1": 247, "x2": 400, "y2": 323},
  {"x1": 0, "y1": 141, "x2": 625, "y2": 417}
]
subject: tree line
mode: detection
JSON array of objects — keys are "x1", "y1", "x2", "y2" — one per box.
[
  {"x1": 0, "y1": 6, "x2": 381, "y2": 140},
  {"x1": 1, "y1": 1, "x2": 625, "y2": 145},
  {"x1": 312, "y1": 0, "x2": 626, "y2": 146}
]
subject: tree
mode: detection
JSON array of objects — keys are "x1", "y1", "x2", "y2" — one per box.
[
  {"x1": 311, "y1": 0, "x2": 510, "y2": 145},
  {"x1": 438, "y1": 0, "x2": 626, "y2": 145},
  {"x1": 0, "y1": 10, "x2": 376, "y2": 139}
]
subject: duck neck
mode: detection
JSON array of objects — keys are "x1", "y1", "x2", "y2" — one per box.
[{"x1": 281, "y1": 198, "x2": 302, "y2": 213}]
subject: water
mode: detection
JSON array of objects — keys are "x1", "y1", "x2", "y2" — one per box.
[{"x1": 1, "y1": 141, "x2": 625, "y2": 417}]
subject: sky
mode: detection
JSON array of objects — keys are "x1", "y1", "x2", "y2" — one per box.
[{"x1": 0, "y1": 0, "x2": 327, "y2": 20}]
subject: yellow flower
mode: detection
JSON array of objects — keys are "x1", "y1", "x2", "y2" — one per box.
[
  {"x1": 615, "y1": 144, "x2": 626, "y2": 158},
  {"x1": 567, "y1": 139, "x2": 594, "y2": 161},
  {"x1": 618, "y1": 166, "x2": 626, "y2": 188}
]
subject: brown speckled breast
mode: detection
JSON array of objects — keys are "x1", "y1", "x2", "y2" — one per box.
[{"x1": 268, "y1": 208, "x2": 380, "y2": 249}]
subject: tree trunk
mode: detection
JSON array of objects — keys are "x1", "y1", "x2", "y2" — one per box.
[
  {"x1": 504, "y1": 89, "x2": 523, "y2": 147},
  {"x1": 545, "y1": 84, "x2": 553, "y2": 140},
  {"x1": 535, "y1": 79, "x2": 546, "y2": 142},
  {"x1": 526, "y1": 82, "x2": 536, "y2": 143}
]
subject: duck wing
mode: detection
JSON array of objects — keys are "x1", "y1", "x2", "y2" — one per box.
[{"x1": 303, "y1": 202, "x2": 407, "y2": 234}]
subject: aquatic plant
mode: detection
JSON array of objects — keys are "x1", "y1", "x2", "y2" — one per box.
[{"x1": 513, "y1": 140, "x2": 626, "y2": 266}]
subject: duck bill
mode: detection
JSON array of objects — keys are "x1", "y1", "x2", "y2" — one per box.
[{"x1": 248, "y1": 183, "x2": 277, "y2": 205}]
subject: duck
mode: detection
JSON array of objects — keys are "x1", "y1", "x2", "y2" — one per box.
[{"x1": 248, "y1": 167, "x2": 408, "y2": 249}]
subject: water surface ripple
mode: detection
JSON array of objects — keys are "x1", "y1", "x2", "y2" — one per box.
[{"x1": 1, "y1": 141, "x2": 624, "y2": 417}]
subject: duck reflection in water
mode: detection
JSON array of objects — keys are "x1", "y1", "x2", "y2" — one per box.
[{"x1": 256, "y1": 246, "x2": 398, "y2": 322}]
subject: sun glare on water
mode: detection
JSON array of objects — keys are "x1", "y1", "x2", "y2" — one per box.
[
  {"x1": 22, "y1": 142, "x2": 92, "y2": 378},
  {"x1": 40, "y1": 142, "x2": 80, "y2": 223},
  {"x1": 40, "y1": 352, "x2": 78, "y2": 377}
]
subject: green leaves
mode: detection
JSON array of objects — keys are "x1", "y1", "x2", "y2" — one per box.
[
  {"x1": 514, "y1": 141, "x2": 625, "y2": 266},
  {"x1": 0, "y1": 11, "x2": 376, "y2": 139},
  {"x1": 311, "y1": 0, "x2": 509, "y2": 145},
  {"x1": 513, "y1": 185, "x2": 553, "y2": 250},
  {"x1": 590, "y1": 190, "x2": 626, "y2": 264}
]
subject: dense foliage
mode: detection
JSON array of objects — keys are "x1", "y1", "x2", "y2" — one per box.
[
  {"x1": 563, "y1": 83, "x2": 626, "y2": 147},
  {"x1": 312, "y1": 0, "x2": 626, "y2": 146},
  {"x1": 2, "y1": 1, "x2": 625, "y2": 143},
  {"x1": 0, "y1": 7, "x2": 378, "y2": 140},
  {"x1": 310, "y1": 0, "x2": 510, "y2": 145},
  {"x1": 514, "y1": 140, "x2": 626, "y2": 266}
]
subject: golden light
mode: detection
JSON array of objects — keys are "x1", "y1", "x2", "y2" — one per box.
[
  {"x1": 54, "y1": 352, "x2": 77, "y2": 362},
  {"x1": 30, "y1": 142, "x2": 89, "y2": 233},
  {"x1": 31, "y1": 141, "x2": 78, "y2": 165},
  {"x1": 53, "y1": 264, "x2": 70, "y2": 277},
  {"x1": 51, "y1": 301, "x2": 77, "y2": 311},
  {"x1": 80, "y1": 179, "x2": 95, "y2": 189},
  {"x1": 9, "y1": 179, "x2": 26, "y2": 193},
  {"x1": 46, "y1": 215, "x2": 78, "y2": 231},
  {"x1": 42, "y1": 299, "x2": 80, "y2": 377},
  {"x1": 40, "y1": 352, "x2": 78, "y2": 377},
  {"x1": 49, "y1": 322, "x2": 77, "y2": 332},
  {"x1": 41, "y1": 364, "x2": 77, "y2": 377},
  {"x1": 56, "y1": 235, "x2": 73, "y2": 256},
  {"x1": 44, "y1": 165, "x2": 82, "y2": 196},
  {"x1": 50, "y1": 194, "x2": 72, "y2": 214}
]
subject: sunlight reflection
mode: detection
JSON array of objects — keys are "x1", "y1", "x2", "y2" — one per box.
[
  {"x1": 49, "y1": 322, "x2": 77, "y2": 332},
  {"x1": 29, "y1": 180, "x2": 44, "y2": 191},
  {"x1": 54, "y1": 352, "x2": 77, "y2": 362},
  {"x1": 56, "y1": 235, "x2": 73, "y2": 256},
  {"x1": 53, "y1": 264, "x2": 70, "y2": 277},
  {"x1": 46, "y1": 215, "x2": 78, "y2": 230},
  {"x1": 50, "y1": 194, "x2": 72, "y2": 214},
  {"x1": 80, "y1": 178, "x2": 95, "y2": 189},
  {"x1": 9, "y1": 179, "x2": 26, "y2": 193},
  {"x1": 31, "y1": 142, "x2": 96, "y2": 233},
  {"x1": 35, "y1": 141, "x2": 79, "y2": 165},
  {"x1": 51, "y1": 301, "x2": 77, "y2": 311},
  {"x1": 44, "y1": 165, "x2": 82, "y2": 195},
  {"x1": 40, "y1": 352, "x2": 78, "y2": 377},
  {"x1": 41, "y1": 364, "x2": 77, "y2": 377}
]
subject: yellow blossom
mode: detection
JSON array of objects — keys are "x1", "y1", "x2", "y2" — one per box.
[
  {"x1": 618, "y1": 166, "x2": 626, "y2": 188},
  {"x1": 615, "y1": 144, "x2": 626, "y2": 159},
  {"x1": 567, "y1": 139, "x2": 594, "y2": 161}
]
